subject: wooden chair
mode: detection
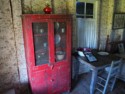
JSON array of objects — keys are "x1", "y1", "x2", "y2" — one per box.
[{"x1": 95, "y1": 59, "x2": 122, "y2": 94}]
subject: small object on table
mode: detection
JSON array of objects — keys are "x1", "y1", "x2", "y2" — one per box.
[
  {"x1": 98, "y1": 51, "x2": 109, "y2": 56},
  {"x1": 84, "y1": 51, "x2": 97, "y2": 62},
  {"x1": 83, "y1": 47, "x2": 91, "y2": 52},
  {"x1": 78, "y1": 51, "x2": 85, "y2": 57}
]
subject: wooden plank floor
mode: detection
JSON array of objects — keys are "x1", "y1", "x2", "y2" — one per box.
[{"x1": 63, "y1": 73, "x2": 125, "y2": 94}]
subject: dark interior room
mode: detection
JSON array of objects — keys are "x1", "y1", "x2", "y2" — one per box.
[{"x1": 0, "y1": 0, "x2": 125, "y2": 94}]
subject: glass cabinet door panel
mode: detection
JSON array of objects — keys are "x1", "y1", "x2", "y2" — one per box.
[
  {"x1": 32, "y1": 22, "x2": 49, "y2": 66},
  {"x1": 54, "y1": 22, "x2": 67, "y2": 62}
]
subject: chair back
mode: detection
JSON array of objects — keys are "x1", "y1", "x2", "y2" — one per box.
[
  {"x1": 108, "y1": 59, "x2": 121, "y2": 79},
  {"x1": 96, "y1": 59, "x2": 122, "y2": 94}
]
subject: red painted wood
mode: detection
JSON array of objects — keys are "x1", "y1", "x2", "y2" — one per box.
[{"x1": 22, "y1": 14, "x2": 72, "y2": 94}]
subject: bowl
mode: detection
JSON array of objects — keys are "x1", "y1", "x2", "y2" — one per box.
[
  {"x1": 55, "y1": 34, "x2": 61, "y2": 44},
  {"x1": 57, "y1": 54, "x2": 65, "y2": 60},
  {"x1": 56, "y1": 51, "x2": 65, "y2": 60},
  {"x1": 39, "y1": 29, "x2": 44, "y2": 33}
]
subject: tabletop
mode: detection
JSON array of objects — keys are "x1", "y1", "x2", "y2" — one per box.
[
  {"x1": 115, "y1": 53, "x2": 125, "y2": 59},
  {"x1": 77, "y1": 50, "x2": 121, "y2": 70}
]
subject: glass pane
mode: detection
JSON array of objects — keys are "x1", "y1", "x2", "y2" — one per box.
[
  {"x1": 32, "y1": 22, "x2": 49, "y2": 66},
  {"x1": 86, "y1": 3, "x2": 93, "y2": 15},
  {"x1": 76, "y1": 2, "x2": 85, "y2": 14},
  {"x1": 86, "y1": 15, "x2": 93, "y2": 18},
  {"x1": 54, "y1": 22, "x2": 66, "y2": 62}
]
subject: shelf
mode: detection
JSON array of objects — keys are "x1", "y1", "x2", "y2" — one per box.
[
  {"x1": 35, "y1": 48, "x2": 48, "y2": 54},
  {"x1": 34, "y1": 34, "x2": 47, "y2": 37}
]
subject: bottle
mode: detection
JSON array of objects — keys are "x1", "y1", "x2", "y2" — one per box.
[{"x1": 105, "y1": 35, "x2": 111, "y2": 52}]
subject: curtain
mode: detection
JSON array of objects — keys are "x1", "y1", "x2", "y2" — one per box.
[{"x1": 77, "y1": 18, "x2": 98, "y2": 49}]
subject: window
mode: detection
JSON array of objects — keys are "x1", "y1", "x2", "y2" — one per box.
[
  {"x1": 76, "y1": 2, "x2": 94, "y2": 18},
  {"x1": 76, "y1": 0, "x2": 98, "y2": 48}
]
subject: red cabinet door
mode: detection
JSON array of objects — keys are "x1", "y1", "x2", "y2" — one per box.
[
  {"x1": 30, "y1": 70, "x2": 48, "y2": 94},
  {"x1": 22, "y1": 14, "x2": 72, "y2": 94}
]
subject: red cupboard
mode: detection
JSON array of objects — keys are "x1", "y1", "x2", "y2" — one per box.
[{"x1": 22, "y1": 14, "x2": 72, "y2": 94}]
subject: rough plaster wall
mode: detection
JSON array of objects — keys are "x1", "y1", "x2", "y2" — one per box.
[
  {"x1": 107, "y1": 0, "x2": 114, "y2": 34},
  {"x1": 97, "y1": 0, "x2": 101, "y2": 47},
  {"x1": 100, "y1": 0, "x2": 114, "y2": 45},
  {"x1": 10, "y1": 0, "x2": 29, "y2": 94},
  {"x1": 67, "y1": 0, "x2": 77, "y2": 48},
  {"x1": 22, "y1": 0, "x2": 51, "y2": 14},
  {"x1": 22, "y1": 0, "x2": 75, "y2": 14},
  {"x1": 53, "y1": 0, "x2": 67, "y2": 14},
  {"x1": 66, "y1": 0, "x2": 75, "y2": 14},
  {"x1": 115, "y1": 0, "x2": 125, "y2": 12},
  {"x1": 100, "y1": 0, "x2": 125, "y2": 45},
  {"x1": 0, "y1": 0, "x2": 19, "y2": 92}
]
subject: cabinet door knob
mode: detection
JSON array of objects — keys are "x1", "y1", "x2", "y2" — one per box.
[{"x1": 50, "y1": 79, "x2": 54, "y2": 82}]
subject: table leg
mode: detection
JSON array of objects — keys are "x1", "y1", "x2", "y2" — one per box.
[{"x1": 90, "y1": 69, "x2": 98, "y2": 94}]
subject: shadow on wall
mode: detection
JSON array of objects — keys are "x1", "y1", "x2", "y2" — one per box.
[{"x1": 0, "y1": 82, "x2": 31, "y2": 94}]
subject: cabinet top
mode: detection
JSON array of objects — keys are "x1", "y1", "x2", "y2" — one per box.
[{"x1": 22, "y1": 14, "x2": 72, "y2": 19}]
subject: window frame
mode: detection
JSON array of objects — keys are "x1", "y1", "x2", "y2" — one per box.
[{"x1": 76, "y1": 0, "x2": 96, "y2": 19}]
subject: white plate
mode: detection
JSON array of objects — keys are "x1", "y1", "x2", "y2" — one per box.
[
  {"x1": 55, "y1": 34, "x2": 61, "y2": 44},
  {"x1": 98, "y1": 52, "x2": 109, "y2": 56},
  {"x1": 55, "y1": 22, "x2": 60, "y2": 30}
]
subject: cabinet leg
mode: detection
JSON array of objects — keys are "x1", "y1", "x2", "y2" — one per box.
[
  {"x1": 67, "y1": 90, "x2": 70, "y2": 93},
  {"x1": 62, "y1": 90, "x2": 70, "y2": 94}
]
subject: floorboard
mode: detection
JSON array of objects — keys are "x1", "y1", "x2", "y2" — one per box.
[{"x1": 63, "y1": 73, "x2": 125, "y2": 94}]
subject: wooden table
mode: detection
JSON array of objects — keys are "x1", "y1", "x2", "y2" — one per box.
[
  {"x1": 77, "y1": 51, "x2": 120, "y2": 94},
  {"x1": 115, "y1": 54, "x2": 125, "y2": 59}
]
